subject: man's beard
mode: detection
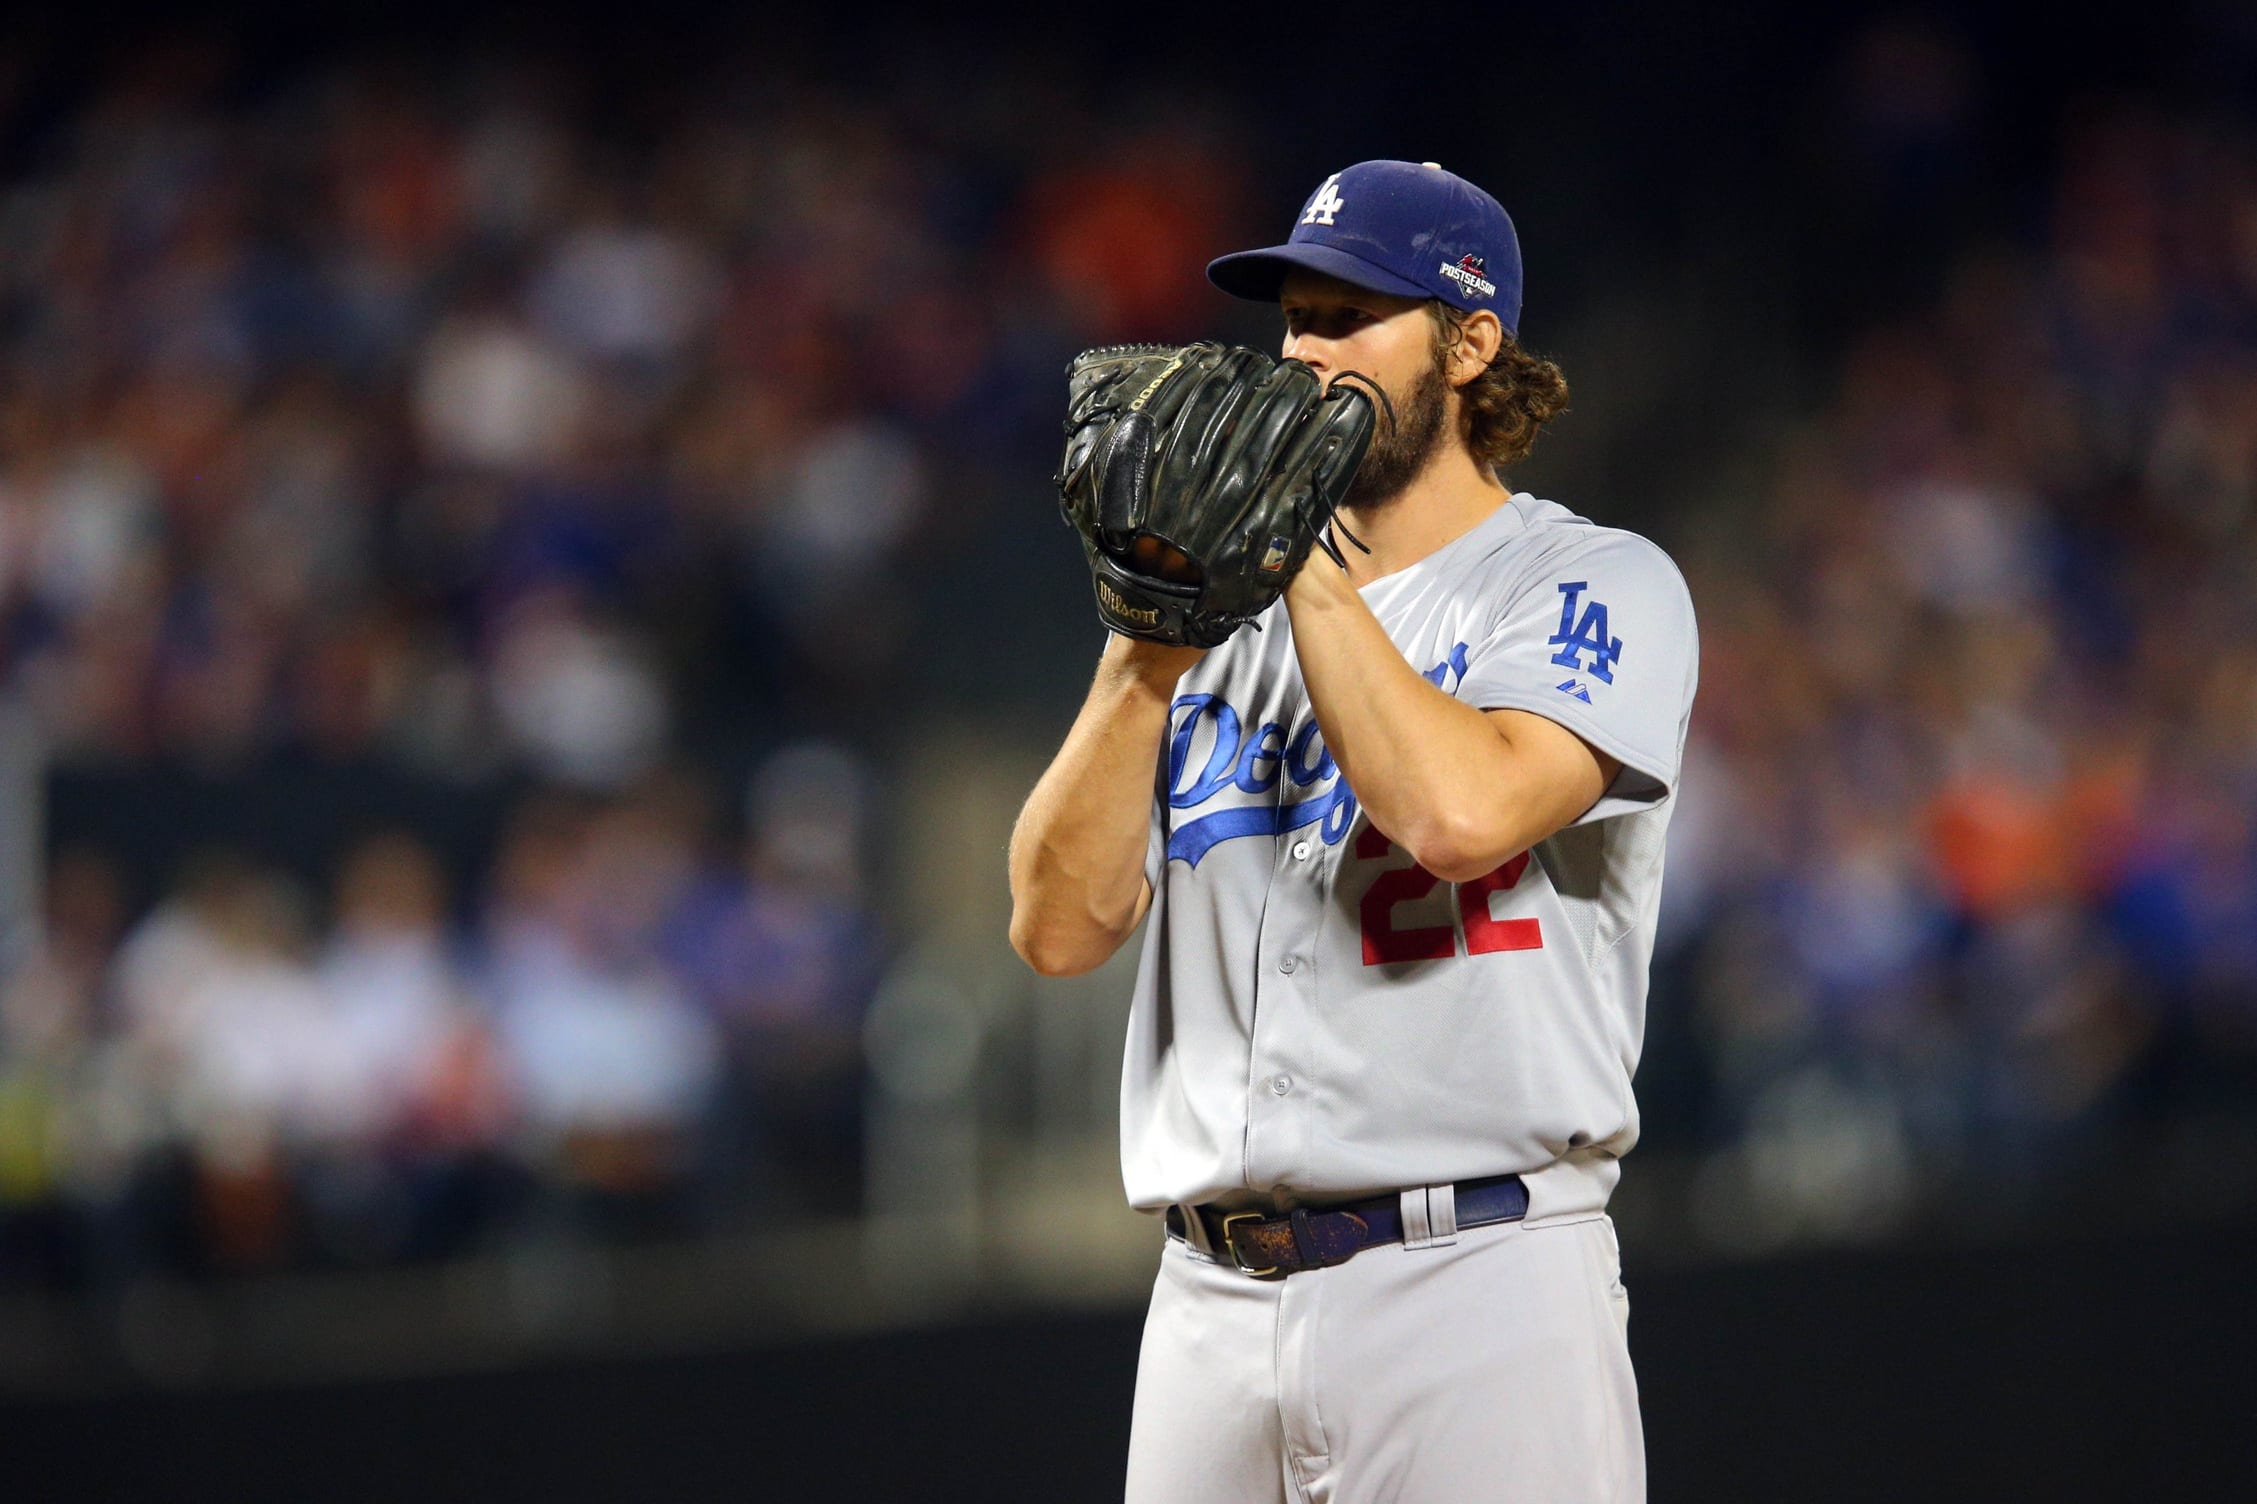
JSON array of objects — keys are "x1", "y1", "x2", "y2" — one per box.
[{"x1": 1340, "y1": 359, "x2": 1448, "y2": 512}]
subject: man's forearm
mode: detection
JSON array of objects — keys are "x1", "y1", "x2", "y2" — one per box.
[
  {"x1": 1284, "y1": 562, "x2": 1544, "y2": 881},
  {"x1": 1007, "y1": 638, "x2": 1201, "y2": 976}
]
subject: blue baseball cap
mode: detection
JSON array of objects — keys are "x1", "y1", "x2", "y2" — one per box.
[{"x1": 1207, "y1": 159, "x2": 1524, "y2": 335}]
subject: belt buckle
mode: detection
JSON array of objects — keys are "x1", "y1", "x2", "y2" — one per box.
[{"x1": 1218, "y1": 1211, "x2": 1282, "y2": 1278}]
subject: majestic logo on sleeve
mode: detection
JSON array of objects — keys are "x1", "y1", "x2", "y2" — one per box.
[
  {"x1": 1165, "y1": 646, "x2": 1470, "y2": 868},
  {"x1": 1437, "y1": 252, "x2": 1496, "y2": 301},
  {"x1": 1545, "y1": 581, "x2": 1621, "y2": 684},
  {"x1": 1301, "y1": 174, "x2": 1346, "y2": 226}
]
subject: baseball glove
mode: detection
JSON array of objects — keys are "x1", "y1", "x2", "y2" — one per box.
[{"x1": 1056, "y1": 342, "x2": 1381, "y2": 648}]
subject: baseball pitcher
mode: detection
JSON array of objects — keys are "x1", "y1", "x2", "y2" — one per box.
[{"x1": 1010, "y1": 159, "x2": 1698, "y2": 1503}]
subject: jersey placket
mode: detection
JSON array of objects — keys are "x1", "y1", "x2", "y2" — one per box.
[{"x1": 1243, "y1": 809, "x2": 1322, "y2": 1196}]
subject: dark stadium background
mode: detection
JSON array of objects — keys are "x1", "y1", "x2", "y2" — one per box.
[{"x1": 1, "y1": 1, "x2": 2253, "y2": 1497}]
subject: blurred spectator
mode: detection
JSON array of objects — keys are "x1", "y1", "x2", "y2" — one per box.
[
  {"x1": 529, "y1": 188, "x2": 721, "y2": 378},
  {"x1": 302, "y1": 830, "x2": 513, "y2": 1263},
  {"x1": 414, "y1": 306, "x2": 592, "y2": 474},
  {"x1": 1021, "y1": 131, "x2": 1236, "y2": 343},
  {"x1": 109, "y1": 853, "x2": 341, "y2": 1269},
  {"x1": 320, "y1": 833, "x2": 481, "y2": 1126},
  {"x1": 666, "y1": 741, "x2": 885, "y2": 1213},
  {"x1": 0, "y1": 847, "x2": 130, "y2": 1285},
  {"x1": 482, "y1": 791, "x2": 721, "y2": 1231},
  {"x1": 486, "y1": 586, "x2": 671, "y2": 789}
]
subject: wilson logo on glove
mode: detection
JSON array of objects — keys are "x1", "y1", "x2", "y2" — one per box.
[{"x1": 1097, "y1": 578, "x2": 1161, "y2": 627}]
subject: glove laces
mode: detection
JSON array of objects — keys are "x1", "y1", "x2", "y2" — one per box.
[{"x1": 1310, "y1": 369, "x2": 1390, "y2": 569}]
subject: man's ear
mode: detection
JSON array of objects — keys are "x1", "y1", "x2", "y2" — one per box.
[{"x1": 1445, "y1": 309, "x2": 1505, "y2": 388}]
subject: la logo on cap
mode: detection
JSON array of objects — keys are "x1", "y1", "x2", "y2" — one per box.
[{"x1": 1208, "y1": 159, "x2": 1526, "y2": 335}]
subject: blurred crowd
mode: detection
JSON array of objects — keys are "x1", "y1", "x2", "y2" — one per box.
[
  {"x1": 0, "y1": 741, "x2": 882, "y2": 1283},
  {"x1": 1657, "y1": 106, "x2": 2257, "y2": 1244},
  {"x1": 0, "y1": 42, "x2": 1239, "y2": 1285},
  {"x1": 0, "y1": 42, "x2": 1242, "y2": 776},
  {"x1": 1, "y1": 31, "x2": 2253, "y2": 1288}
]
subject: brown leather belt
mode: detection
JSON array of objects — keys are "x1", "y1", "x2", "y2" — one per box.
[{"x1": 1164, "y1": 1172, "x2": 1529, "y2": 1279}]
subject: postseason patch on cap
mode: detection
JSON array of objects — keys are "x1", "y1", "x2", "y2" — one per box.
[{"x1": 1439, "y1": 252, "x2": 1495, "y2": 302}]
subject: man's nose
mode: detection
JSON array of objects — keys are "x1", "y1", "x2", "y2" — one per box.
[{"x1": 1283, "y1": 332, "x2": 1331, "y2": 377}]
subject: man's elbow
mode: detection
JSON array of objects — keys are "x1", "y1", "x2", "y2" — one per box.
[
  {"x1": 1411, "y1": 844, "x2": 1503, "y2": 886},
  {"x1": 1399, "y1": 811, "x2": 1525, "y2": 886},
  {"x1": 1009, "y1": 911, "x2": 1117, "y2": 978}
]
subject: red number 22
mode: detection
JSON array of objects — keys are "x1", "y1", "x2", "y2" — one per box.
[{"x1": 1354, "y1": 828, "x2": 1543, "y2": 966}]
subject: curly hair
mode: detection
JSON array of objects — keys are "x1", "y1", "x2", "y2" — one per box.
[{"x1": 1427, "y1": 302, "x2": 1570, "y2": 471}]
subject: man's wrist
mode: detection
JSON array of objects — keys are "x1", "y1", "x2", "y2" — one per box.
[
  {"x1": 1098, "y1": 634, "x2": 1205, "y2": 699},
  {"x1": 1286, "y1": 552, "x2": 1359, "y2": 611}
]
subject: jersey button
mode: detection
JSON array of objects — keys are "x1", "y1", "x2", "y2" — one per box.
[
  {"x1": 1291, "y1": 840, "x2": 1312, "y2": 861},
  {"x1": 1278, "y1": 956, "x2": 1298, "y2": 974},
  {"x1": 1270, "y1": 1075, "x2": 1293, "y2": 1095}
]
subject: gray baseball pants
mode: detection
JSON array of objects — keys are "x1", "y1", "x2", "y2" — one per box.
[{"x1": 1124, "y1": 1211, "x2": 1643, "y2": 1502}]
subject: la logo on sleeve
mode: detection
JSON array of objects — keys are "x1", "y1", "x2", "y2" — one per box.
[{"x1": 1546, "y1": 581, "x2": 1622, "y2": 684}]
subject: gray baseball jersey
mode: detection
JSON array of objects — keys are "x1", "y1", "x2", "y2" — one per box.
[{"x1": 1121, "y1": 491, "x2": 1698, "y2": 1223}]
